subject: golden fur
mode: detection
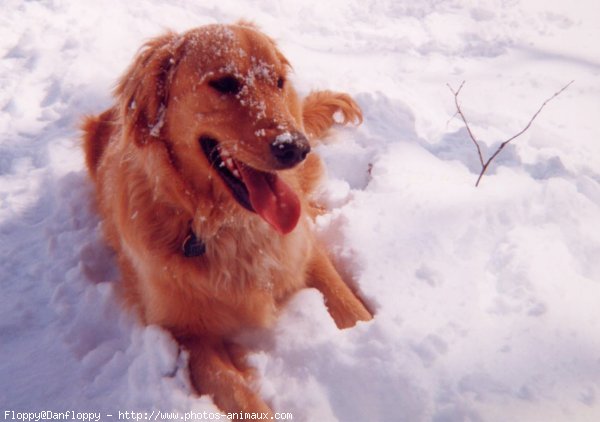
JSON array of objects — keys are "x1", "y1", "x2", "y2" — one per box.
[{"x1": 82, "y1": 22, "x2": 372, "y2": 416}]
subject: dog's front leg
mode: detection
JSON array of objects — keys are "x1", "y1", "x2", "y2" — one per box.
[
  {"x1": 180, "y1": 336, "x2": 273, "y2": 418},
  {"x1": 307, "y1": 247, "x2": 373, "y2": 329}
]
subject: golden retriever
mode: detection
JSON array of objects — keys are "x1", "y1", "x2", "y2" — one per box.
[{"x1": 82, "y1": 22, "x2": 372, "y2": 416}]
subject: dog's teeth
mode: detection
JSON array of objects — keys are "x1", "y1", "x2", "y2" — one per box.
[
  {"x1": 215, "y1": 145, "x2": 240, "y2": 177},
  {"x1": 225, "y1": 158, "x2": 239, "y2": 175}
]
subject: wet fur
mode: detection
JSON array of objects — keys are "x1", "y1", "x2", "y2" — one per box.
[{"x1": 82, "y1": 22, "x2": 372, "y2": 416}]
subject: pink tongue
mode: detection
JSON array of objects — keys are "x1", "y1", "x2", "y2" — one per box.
[{"x1": 238, "y1": 165, "x2": 301, "y2": 234}]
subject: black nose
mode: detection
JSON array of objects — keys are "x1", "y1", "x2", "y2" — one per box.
[{"x1": 270, "y1": 132, "x2": 311, "y2": 168}]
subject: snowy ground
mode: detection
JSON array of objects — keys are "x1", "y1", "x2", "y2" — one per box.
[{"x1": 2, "y1": 0, "x2": 600, "y2": 421}]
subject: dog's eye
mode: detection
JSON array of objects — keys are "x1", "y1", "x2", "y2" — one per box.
[
  {"x1": 277, "y1": 77, "x2": 285, "y2": 89},
  {"x1": 209, "y1": 76, "x2": 242, "y2": 95}
]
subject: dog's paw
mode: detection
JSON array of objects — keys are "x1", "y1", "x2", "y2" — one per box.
[
  {"x1": 302, "y1": 90, "x2": 363, "y2": 140},
  {"x1": 328, "y1": 296, "x2": 373, "y2": 329},
  {"x1": 329, "y1": 92, "x2": 363, "y2": 127}
]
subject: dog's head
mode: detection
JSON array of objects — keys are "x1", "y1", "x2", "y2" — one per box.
[{"x1": 116, "y1": 23, "x2": 310, "y2": 234}]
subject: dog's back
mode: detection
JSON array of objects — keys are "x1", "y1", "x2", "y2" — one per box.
[{"x1": 82, "y1": 107, "x2": 117, "y2": 179}]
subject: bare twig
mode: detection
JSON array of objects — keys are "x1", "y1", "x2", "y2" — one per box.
[
  {"x1": 447, "y1": 81, "x2": 485, "y2": 168},
  {"x1": 447, "y1": 80, "x2": 573, "y2": 187}
]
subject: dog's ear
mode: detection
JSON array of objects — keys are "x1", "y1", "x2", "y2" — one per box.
[{"x1": 115, "y1": 32, "x2": 184, "y2": 146}]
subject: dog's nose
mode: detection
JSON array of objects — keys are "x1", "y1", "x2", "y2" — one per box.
[{"x1": 270, "y1": 132, "x2": 311, "y2": 168}]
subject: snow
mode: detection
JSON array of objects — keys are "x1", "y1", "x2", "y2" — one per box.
[
  {"x1": 273, "y1": 132, "x2": 294, "y2": 146},
  {"x1": 2, "y1": 0, "x2": 600, "y2": 421},
  {"x1": 150, "y1": 104, "x2": 167, "y2": 138}
]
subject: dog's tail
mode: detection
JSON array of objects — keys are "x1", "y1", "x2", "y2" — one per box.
[
  {"x1": 81, "y1": 107, "x2": 117, "y2": 180},
  {"x1": 302, "y1": 90, "x2": 363, "y2": 143}
]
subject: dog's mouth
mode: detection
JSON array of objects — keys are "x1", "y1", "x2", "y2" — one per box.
[{"x1": 199, "y1": 135, "x2": 301, "y2": 234}]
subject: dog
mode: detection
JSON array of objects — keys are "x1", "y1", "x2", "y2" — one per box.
[{"x1": 82, "y1": 22, "x2": 372, "y2": 416}]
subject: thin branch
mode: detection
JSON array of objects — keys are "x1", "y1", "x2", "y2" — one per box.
[
  {"x1": 447, "y1": 81, "x2": 485, "y2": 168},
  {"x1": 448, "y1": 80, "x2": 574, "y2": 187}
]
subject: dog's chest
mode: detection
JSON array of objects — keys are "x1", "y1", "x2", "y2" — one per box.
[{"x1": 204, "y1": 218, "x2": 313, "y2": 299}]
